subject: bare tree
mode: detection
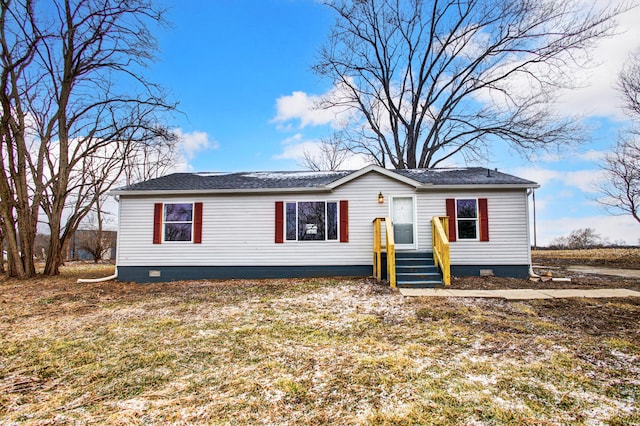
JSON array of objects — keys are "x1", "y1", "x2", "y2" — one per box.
[
  {"x1": 301, "y1": 132, "x2": 351, "y2": 171},
  {"x1": 598, "y1": 137, "x2": 640, "y2": 224},
  {"x1": 314, "y1": 0, "x2": 627, "y2": 169},
  {"x1": 0, "y1": 0, "x2": 177, "y2": 277},
  {"x1": 74, "y1": 206, "x2": 116, "y2": 262},
  {"x1": 597, "y1": 51, "x2": 640, "y2": 225},
  {"x1": 619, "y1": 50, "x2": 640, "y2": 117},
  {"x1": 0, "y1": 0, "x2": 43, "y2": 278},
  {"x1": 122, "y1": 134, "x2": 180, "y2": 186}
]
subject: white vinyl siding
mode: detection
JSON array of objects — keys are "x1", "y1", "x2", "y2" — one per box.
[
  {"x1": 419, "y1": 190, "x2": 530, "y2": 265},
  {"x1": 117, "y1": 172, "x2": 531, "y2": 267}
]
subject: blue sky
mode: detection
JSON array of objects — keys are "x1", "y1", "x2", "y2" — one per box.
[{"x1": 144, "y1": 0, "x2": 640, "y2": 246}]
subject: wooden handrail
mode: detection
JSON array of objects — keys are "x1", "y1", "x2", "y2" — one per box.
[
  {"x1": 373, "y1": 218, "x2": 383, "y2": 281},
  {"x1": 372, "y1": 217, "x2": 396, "y2": 288},
  {"x1": 432, "y1": 216, "x2": 451, "y2": 286},
  {"x1": 385, "y1": 218, "x2": 396, "y2": 288}
]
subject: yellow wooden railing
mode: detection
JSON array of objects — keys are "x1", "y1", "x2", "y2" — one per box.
[
  {"x1": 372, "y1": 217, "x2": 396, "y2": 288},
  {"x1": 432, "y1": 216, "x2": 451, "y2": 286}
]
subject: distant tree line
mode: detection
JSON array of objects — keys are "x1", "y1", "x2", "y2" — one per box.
[{"x1": 547, "y1": 228, "x2": 629, "y2": 250}]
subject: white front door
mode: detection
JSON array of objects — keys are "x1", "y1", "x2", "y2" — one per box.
[{"x1": 391, "y1": 196, "x2": 416, "y2": 249}]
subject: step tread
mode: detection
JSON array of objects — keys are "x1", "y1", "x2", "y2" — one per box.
[
  {"x1": 396, "y1": 265, "x2": 438, "y2": 269},
  {"x1": 397, "y1": 282, "x2": 444, "y2": 288},
  {"x1": 395, "y1": 256, "x2": 434, "y2": 259},
  {"x1": 396, "y1": 272, "x2": 439, "y2": 275}
]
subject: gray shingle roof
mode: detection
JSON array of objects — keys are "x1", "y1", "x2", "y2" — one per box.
[
  {"x1": 393, "y1": 167, "x2": 536, "y2": 186},
  {"x1": 113, "y1": 167, "x2": 536, "y2": 193}
]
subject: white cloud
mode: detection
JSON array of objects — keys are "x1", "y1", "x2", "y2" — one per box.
[
  {"x1": 281, "y1": 133, "x2": 304, "y2": 145},
  {"x1": 528, "y1": 148, "x2": 608, "y2": 163},
  {"x1": 510, "y1": 166, "x2": 604, "y2": 193},
  {"x1": 512, "y1": 167, "x2": 563, "y2": 187},
  {"x1": 274, "y1": 139, "x2": 319, "y2": 161},
  {"x1": 577, "y1": 149, "x2": 607, "y2": 162},
  {"x1": 272, "y1": 91, "x2": 337, "y2": 128},
  {"x1": 174, "y1": 129, "x2": 218, "y2": 160},
  {"x1": 554, "y1": 4, "x2": 640, "y2": 119},
  {"x1": 272, "y1": 81, "x2": 359, "y2": 130}
]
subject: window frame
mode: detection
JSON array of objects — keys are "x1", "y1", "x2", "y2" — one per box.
[
  {"x1": 163, "y1": 202, "x2": 195, "y2": 243},
  {"x1": 455, "y1": 198, "x2": 479, "y2": 241},
  {"x1": 284, "y1": 200, "x2": 340, "y2": 242}
]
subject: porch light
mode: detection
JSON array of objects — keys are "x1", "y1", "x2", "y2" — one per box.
[{"x1": 377, "y1": 192, "x2": 384, "y2": 203}]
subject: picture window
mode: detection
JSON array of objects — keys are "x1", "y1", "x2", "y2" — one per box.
[{"x1": 285, "y1": 201, "x2": 338, "y2": 241}]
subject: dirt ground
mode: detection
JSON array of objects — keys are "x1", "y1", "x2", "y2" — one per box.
[
  {"x1": 449, "y1": 249, "x2": 640, "y2": 291},
  {"x1": 451, "y1": 269, "x2": 640, "y2": 291}
]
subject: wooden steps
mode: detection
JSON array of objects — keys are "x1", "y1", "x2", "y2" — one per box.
[{"x1": 395, "y1": 251, "x2": 444, "y2": 288}]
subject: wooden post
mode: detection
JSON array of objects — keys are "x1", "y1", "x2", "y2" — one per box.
[
  {"x1": 385, "y1": 219, "x2": 396, "y2": 288},
  {"x1": 372, "y1": 218, "x2": 382, "y2": 280}
]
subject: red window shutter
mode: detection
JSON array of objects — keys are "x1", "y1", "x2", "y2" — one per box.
[
  {"x1": 445, "y1": 198, "x2": 456, "y2": 242},
  {"x1": 194, "y1": 202, "x2": 203, "y2": 243},
  {"x1": 479, "y1": 198, "x2": 489, "y2": 242},
  {"x1": 153, "y1": 203, "x2": 163, "y2": 244},
  {"x1": 275, "y1": 201, "x2": 284, "y2": 243},
  {"x1": 339, "y1": 200, "x2": 349, "y2": 242}
]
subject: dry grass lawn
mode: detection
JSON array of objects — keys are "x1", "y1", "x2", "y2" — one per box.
[{"x1": 1, "y1": 261, "x2": 639, "y2": 425}]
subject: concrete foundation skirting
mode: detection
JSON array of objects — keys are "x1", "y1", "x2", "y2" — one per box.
[{"x1": 118, "y1": 265, "x2": 372, "y2": 283}]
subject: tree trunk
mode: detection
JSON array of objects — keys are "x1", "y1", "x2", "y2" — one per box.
[
  {"x1": 0, "y1": 221, "x2": 5, "y2": 274},
  {"x1": 1, "y1": 219, "x2": 25, "y2": 277},
  {"x1": 44, "y1": 215, "x2": 62, "y2": 276},
  {"x1": 94, "y1": 204, "x2": 104, "y2": 263}
]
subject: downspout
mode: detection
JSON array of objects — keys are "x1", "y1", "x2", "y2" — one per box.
[
  {"x1": 528, "y1": 265, "x2": 541, "y2": 279},
  {"x1": 77, "y1": 269, "x2": 117, "y2": 283},
  {"x1": 526, "y1": 189, "x2": 541, "y2": 279}
]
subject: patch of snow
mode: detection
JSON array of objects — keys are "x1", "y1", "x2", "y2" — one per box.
[
  {"x1": 466, "y1": 374, "x2": 497, "y2": 386},
  {"x1": 573, "y1": 389, "x2": 639, "y2": 418},
  {"x1": 114, "y1": 398, "x2": 148, "y2": 411},
  {"x1": 197, "y1": 329, "x2": 217, "y2": 338},
  {"x1": 610, "y1": 349, "x2": 639, "y2": 364},
  {"x1": 403, "y1": 168, "x2": 467, "y2": 173},
  {"x1": 241, "y1": 171, "x2": 344, "y2": 179},
  {"x1": 490, "y1": 396, "x2": 528, "y2": 412},
  {"x1": 194, "y1": 172, "x2": 229, "y2": 176}
]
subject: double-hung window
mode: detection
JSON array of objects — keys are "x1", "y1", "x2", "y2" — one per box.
[
  {"x1": 285, "y1": 201, "x2": 339, "y2": 241},
  {"x1": 153, "y1": 202, "x2": 203, "y2": 244},
  {"x1": 164, "y1": 203, "x2": 194, "y2": 242},
  {"x1": 456, "y1": 199, "x2": 478, "y2": 240},
  {"x1": 445, "y1": 198, "x2": 489, "y2": 242}
]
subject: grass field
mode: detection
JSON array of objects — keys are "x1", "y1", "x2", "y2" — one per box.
[{"x1": 1, "y1": 259, "x2": 639, "y2": 425}]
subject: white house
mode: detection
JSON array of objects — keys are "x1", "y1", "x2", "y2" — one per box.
[{"x1": 111, "y1": 165, "x2": 538, "y2": 284}]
